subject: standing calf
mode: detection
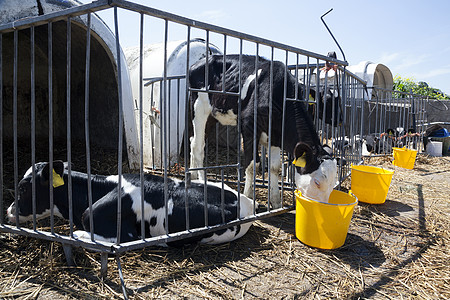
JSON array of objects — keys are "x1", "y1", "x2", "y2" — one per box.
[{"x1": 189, "y1": 55, "x2": 337, "y2": 207}]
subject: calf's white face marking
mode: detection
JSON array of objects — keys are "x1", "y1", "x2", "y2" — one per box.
[
  {"x1": 7, "y1": 205, "x2": 64, "y2": 224},
  {"x1": 295, "y1": 159, "x2": 337, "y2": 203}
]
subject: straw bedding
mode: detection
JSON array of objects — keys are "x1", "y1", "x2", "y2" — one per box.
[{"x1": 1, "y1": 154, "x2": 449, "y2": 299}]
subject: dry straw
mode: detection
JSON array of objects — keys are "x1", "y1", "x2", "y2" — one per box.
[{"x1": 1, "y1": 148, "x2": 449, "y2": 299}]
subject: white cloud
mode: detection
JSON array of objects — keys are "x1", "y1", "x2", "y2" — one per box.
[
  {"x1": 378, "y1": 52, "x2": 401, "y2": 65},
  {"x1": 195, "y1": 10, "x2": 228, "y2": 24},
  {"x1": 411, "y1": 66, "x2": 450, "y2": 80}
]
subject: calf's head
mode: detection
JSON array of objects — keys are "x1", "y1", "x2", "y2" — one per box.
[
  {"x1": 292, "y1": 143, "x2": 337, "y2": 203},
  {"x1": 309, "y1": 88, "x2": 342, "y2": 127},
  {"x1": 7, "y1": 161, "x2": 65, "y2": 224}
]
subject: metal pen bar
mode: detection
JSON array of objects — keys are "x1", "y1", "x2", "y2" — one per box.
[
  {"x1": 280, "y1": 51, "x2": 289, "y2": 208},
  {"x1": 114, "y1": 205, "x2": 294, "y2": 253},
  {"x1": 236, "y1": 39, "x2": 243, "y2": 219},
  {"x1": 143, "y1": 75, "x2": 185, "y2": 86},
  {"x1": 221, "y1": 169, "x2": 225, "y2": 223},
  {"x1": 252, "y1": 45, "x2": 259, "y2": 208},
  {"x1": 0, "y1": 33, "x2": 2, "y2": 225},
  {"x1": 188, "y1": 88, "x2": 239, "y2": 97},
  {"x1": 205, "y1": 30, "x2": 209, "y2": 94},
  {"x1": 167, "y1": 80, "x2": 172, "y2": 165},
  {"x1": 115, "y1": 7, "x2": 124, "y2": 245},
  {"x1": 203, "y1": 32, "x2": 210, "y2": 228},
  {"x1": 30, "y1": 26, "x2": 37, "y2": 230},
  {"x1": 267, "y1": 48, "x2": 274, "y2": 211},
  {"x1": 13, "y1": 29, "x2": 19, "y2": 228},
  {"x1": 203, "y1": 169, "x2": 208, "y2": 227},
  {"x1": 184, "y1": 27, "x2": 191, "y2": 231},
  {"x1": 84, "y1": 12, "x2": 94, "y2": 242},
  {"x1": 66, "y1": 17, "x2": 74, "y2": 237},
  {"x1": 163, "y1": 19, "x2": 169, "y2": 236},
  {"x1": 139, "y1": 13, "x2": 145, "y2": 240},
  {"x1": 109, "y1": 0, "x2": 347, "y2": 66},
  {"x1": 48, "y1": 21, "x2": 55, "y2": 235},
  {"x1": 150, "y1": 84, "x2": 155, "y2": 170},
  {"x1": 0, "y1": 0, "x2": 111, "y2": 33},
  {"x1": 176, "y1": 78, "x2": 181, "y2": 174},
  {"x1": 0, "y1": 224, "x2": 114, "y2": 253}
]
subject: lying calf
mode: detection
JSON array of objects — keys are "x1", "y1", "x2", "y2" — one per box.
[{"x1": 7, "y1": 161, "x2": 256, "y2": 245}]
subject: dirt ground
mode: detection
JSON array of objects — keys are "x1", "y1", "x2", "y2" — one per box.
[{"x1": 1, "y1": 154, "x2": 449, "y2": 299}]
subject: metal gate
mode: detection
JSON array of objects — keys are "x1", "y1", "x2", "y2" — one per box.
[{"x1": 0, "y1": 0, "x2": 427, "y2": 297}]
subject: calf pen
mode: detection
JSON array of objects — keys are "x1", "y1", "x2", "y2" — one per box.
[{"x1": 0, "y1": 0, "x2": 428, "y2": 297}]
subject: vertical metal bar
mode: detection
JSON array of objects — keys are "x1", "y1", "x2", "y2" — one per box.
[
  {"x1": 203, "y1": 31, "x2": 210, "y2": 227},
  {"x1": 62, "y1": 244, "x2": 74, "y2": 266},
  {"x1": 116, "y1": 255, "x2": 128, "y2": 300},
  {"x1": 314, "y1": 59, "x2": 320, "y2": 126},
  {"x1": 30, "y1": 26, "x2": 37, "y2": 230},
  {"x1": 84, "y1": 12, "x2": 94, "y2": 241},
  {"x1": 222, "y1": 35, "x2": 226, "y2": 92},
  {"x1": 48, "y1": 21, "x2": 55, "y2": 235},
  {"x1": 114, "y1": 7, "x2": 124, "y2": 245},
  {"x1": 139, "y1": 13, "x2": 145, "y2": 240},
  {"x1": 280, "y1": 51, "x2": 289, "y2": 208},
  {"x1": 150, "y1": 84, "x2": 155, "y2": 170},
  {"x1": 163, "y1": 19, "x2": 169, "y2": 235},
  {"x1": 203, "y1": 168, "x2": 208, "y2": 226},
  {"x1": 267, "y1": 48, "x2": 274, "y2": 211},
  {"x1": 221, "y1": 169, "x2": 225, "y2": 223},
  {"x1": 252, "y1": 45, "x2": 259, "y2": 205},
  {"x1": 223, "y1": 36, "x2": 230, "y2": 181},
  {"x1": 0, "y1": 33, "x2": 2, "y2": 225},
  {"x1": 184, "y1": 26, "x2": 191, "y2": 231},
  {"x1": 13, "y1": 29, "x2": 19, "y2": 227},
  {"x1": 176, "y1": 77, "x2": 181, "y2": 174},
  {"x1": 167, "y1": 79, "x2": 172, "y2": 166},
  {"x1": 205, "y1": 30, "x2": 209, "y2": 91},
  {"x1": 237, "y1": 39, "x2": 242, "y2": 218},
  {"x1": 321, "y1": 66, "x2": 328, "y2": 145},
  {"x1": 100, "y1": 252, "x2": 108, "y2": 279},
  {"x1": 66, "y1": 17, "x2": 74, "y2": 237}
]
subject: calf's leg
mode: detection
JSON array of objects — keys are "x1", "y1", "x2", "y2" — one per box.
[{"x1": 190, "y1": 92, "x2": 212, "y2": 180}]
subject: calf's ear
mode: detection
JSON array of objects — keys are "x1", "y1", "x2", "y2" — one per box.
[
  {"x1": 40, "y1": 161, "x2": 65, "y2": 186},
  {"x1": 293, "y1": 143, "x2": 312, "y2": 168}
]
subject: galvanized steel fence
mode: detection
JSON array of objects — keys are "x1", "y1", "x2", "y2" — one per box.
[{"x1": 0, "y1": 0, "x2": 428, "y2": 297}]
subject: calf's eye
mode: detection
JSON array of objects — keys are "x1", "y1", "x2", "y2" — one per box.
[{"x1": 314, "y1": 178, "x2": 321, "y2": 188}]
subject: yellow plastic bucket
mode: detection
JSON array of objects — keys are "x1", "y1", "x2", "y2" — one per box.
[
  {"x1": 295, "y1": 190, "x2": 358, "y2": 249},
  {"x1": 351, "y1": 165, "x2": 394, "y2": 204},
  {"x1": 392, "y1": 147, "x2": 417, "y2": 169}
]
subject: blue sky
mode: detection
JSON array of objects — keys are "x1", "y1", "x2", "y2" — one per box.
[{"x1": 81, "y1": 0, "x2": 450, "y2": 95}]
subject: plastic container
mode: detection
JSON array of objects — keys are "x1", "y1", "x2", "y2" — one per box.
[
  {"x1": 430, "y1": 137, "x2": 450, "y2": 156},
  {"x1": 351, "y1": 165, "x2": 394, "y2": 204},
  {"x1": 392, "y1": 147, "x2": 417, "y2": 169},
  {"x1": 427, "y1": 140, "x2": 443, "y2": 157},
  {"x1": 295, "y1": 190, "x2": 358, "y2": 249}
]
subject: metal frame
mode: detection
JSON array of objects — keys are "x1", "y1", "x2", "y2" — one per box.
[{"x1": 0, "y1": 1, "x2": 428, "y2": 298}]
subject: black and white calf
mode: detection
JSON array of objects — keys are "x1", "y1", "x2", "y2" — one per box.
[
  {"x1": 189, "y1": 55, "x2": 337, "y2": 207},
  {"x1": 7, "y1": 161, "x2": 256, "y2": 245}
]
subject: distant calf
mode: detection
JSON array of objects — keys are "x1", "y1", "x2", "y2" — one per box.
[
  {"x1": 189, "y1": 55, "x2": 337, "y2": 207},
  {"x1": 7, "y1": 161, "x2": 256, "y2": 245}
]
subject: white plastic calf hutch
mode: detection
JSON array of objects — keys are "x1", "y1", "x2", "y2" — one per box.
[
  {"x1": 0, "y1": 0, "x2": 140, "y2": 169},
  {"x1": 125, "y1": 39, "x2": 222, "y2": 170}
]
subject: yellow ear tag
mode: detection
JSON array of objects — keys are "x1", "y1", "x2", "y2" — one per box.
[
  {"x1": 52, "y1": 169, "x2": 65, "y2": 188},
  {"x1": 308, "y1": 94, "x2": 315, "y2": 105},
  {"x1": 293, "y1": 154, "x2": 306, "y2": 168}
]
